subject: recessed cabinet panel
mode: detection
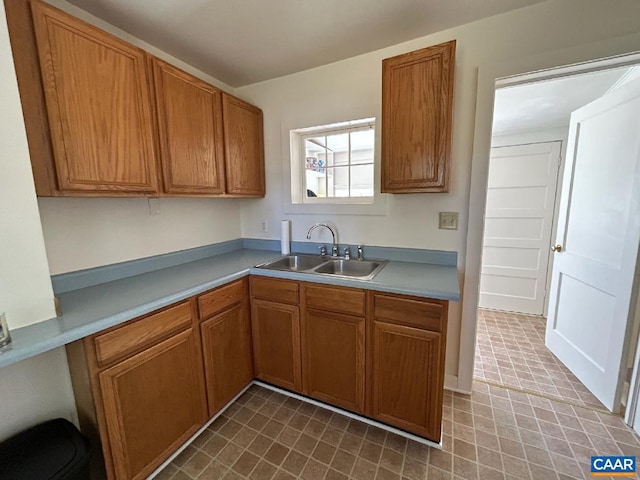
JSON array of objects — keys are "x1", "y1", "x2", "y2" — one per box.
[
  {"x1": 201, "y1": 302, "x2": 254, "y2": 415},
  {"x1": 303, "y1": 308, "x2": 365, "y2": 413},
  {"x1": 371, "y1": 321, "x2": 443, "y2": 441},
  {"x1": 152, "y1": 59, "x2": 225, "y2": 194},
  {"x1": 99, "y1": 329, "x2": 207, "y2": 480},
  {"x1": 251, "y1": 298, "x2": 302, "y2": 391},
  {"x1": 223, "y1": 94, "x2": 265, "y2": 196},
  {"x1": 31, "y1": 1, "x2": 159, "y2": 193},
  {"x1": 382, "y1": 40, "x2": 455, "y2": 193}
]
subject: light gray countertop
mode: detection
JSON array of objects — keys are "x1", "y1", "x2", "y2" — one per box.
[{"x1": 0, "y1": 248, "x2": 460, "y2": 368}]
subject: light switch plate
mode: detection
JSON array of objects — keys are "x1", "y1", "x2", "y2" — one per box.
[{"x1": 439, "y1": 212, "x2": 458, "y2": 230}]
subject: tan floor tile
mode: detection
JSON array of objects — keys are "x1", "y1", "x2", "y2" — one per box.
[
  {"x1": 248, "y1": 433, "x2": 273, "y2": 456},
  {"x1": 233, "y1": 425, "x2": 259, "y2": 448},
  {"x1": 180, "y1": 450, "x2": 212, "y2": 478},
  {"x1": 249, "y1": 460, "x2": 277, "y2": 480},
  {"x1": 452, "y1": 456, "x2": 478, "y2": 480},
  {"x1": 172, "y1": 445, "x2": 198, "y2": 467},
  {"x1": 310, "y1": 441, "x2": 335, "y2": 465},
  {"x1": 379, "y1": 446, "x2": 404, "y2": 473},
  {"x1": 376, "y1": 466, "x2": 401, "y2": 480},
  {"x1": 351, "y1": 457, "x2": 378, "y2": 480},
  {"x1": 324, "y1": 469, "x2": 348, "y2": 480},
  {"x1": 331, "y1": 449, "x2": 356, "y2": 475},
  {"x1": 359, "y1": 440, "x2": 383, "y2": 463},
  {"x1": 321, "y1": 426, "x2": 344, "y2": 446},
  {"x1": 299, "y1": 458, "x2": 328, "y2": 480},
  {"x1": 273, "y1": 468, "x2": 298, "y2": 480},
  {"x1": 263, "y1": 419, "x2": 286, "y2": 439},
  {"x1": 201, "y1": 433, "x2": 228, "y2": 457},
  {"x1": 265, "y1": 442, "x2": 290, "y2": 466},
  {"x1": 278, "y1": 426, "x2": 302, "y2": 448},
  {"x1": 216, "y1": 442, "x2": 245, "y2": 467},
  {"x1": 231, "y1": 450, "x2": 260, "y2": 476},
  {"x1": 294, "y1": 433, "x2": 319, "y2": 456},
  {"x1": 338, "y1": 432, "x2": 363, "y2": 455},
  {"x1": 281, "y1": 450, "x2": 309, "y2": 476},
  {"x1": 198, "y1": 460, "x2": 228, "y2": 479}
]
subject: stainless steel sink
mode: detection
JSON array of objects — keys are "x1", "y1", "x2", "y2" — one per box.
[
  {"x1": 313, "y1": 259, "x2": 387, "y2": 279},
  {"x1": 258, "y1": 254, "x2": 327, "y2": 272},
  {"x1": 256, "y1": 254, "x2": 388, "y2": 280}
]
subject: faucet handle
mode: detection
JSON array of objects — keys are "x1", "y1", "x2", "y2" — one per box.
[
  {"x1": 344, "y1": 247, "x2": 351, "y2": 260},
  {"x1": 357, "y1": 245, "x2": 364, "y2": 261},
  {"x1": 319, "y1": 245, "x2": 327, "y2": 256}
]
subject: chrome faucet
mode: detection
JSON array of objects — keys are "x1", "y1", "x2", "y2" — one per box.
[{"x1": 306, "y1": 223, "x2": 338, "y2": 257}]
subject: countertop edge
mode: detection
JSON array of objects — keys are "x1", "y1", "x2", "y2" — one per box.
[{"x1": 0, "y1": 249, "x2": 459, "y2": 369}]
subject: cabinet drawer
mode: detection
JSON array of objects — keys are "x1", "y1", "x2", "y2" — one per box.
[
  {"x1": 198, "y1": 279, "x2": 244, "y2": 319},
  {"x1": 94, "y1": 301, "x2": 192, "y2": 366},
  {"x1": 250, "y1": 276, "x2": 298, "y2": 304},
  {"x1": 305, "y1": 284, "x2": 365, "y2": 316},
  {"x1": 373, "y1": 293, "x2": 445, "y2": 332}
]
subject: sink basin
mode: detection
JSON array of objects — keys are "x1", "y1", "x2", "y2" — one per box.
[
  {"x1": 256, "y1": 254, "x2": 388, "y2": 280},
  {"x1": 313, "y1": 259, "x2": 387, "y2": 280},
  {"x1": 256, "y1": 254, "x2": 327, "y2": 272}
]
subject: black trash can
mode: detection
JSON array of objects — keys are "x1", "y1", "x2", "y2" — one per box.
[{"x1": 0, "y1": 418, "x2": 91, "y2": 480}]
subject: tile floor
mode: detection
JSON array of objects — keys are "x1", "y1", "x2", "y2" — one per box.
[
  {"x1": 474, "y1": 309, "x2": 604, "y2": 410},
  {"x1": 157, "y1": 382, "x2": 640, "y2": 480}
]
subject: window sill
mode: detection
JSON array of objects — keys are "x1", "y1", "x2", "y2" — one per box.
[{"x1": 283, "y1": 196, "x2": 387, "y2": 216}]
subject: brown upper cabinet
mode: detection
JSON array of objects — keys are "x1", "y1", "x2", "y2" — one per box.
[
  {"x1": 152, "y1": 58, "x2": 226, "y2": 195},
  {"x1": 7, "y1": 0, "x2": 265, "y2": 197},
  {"x1": 381, "y1": 40, "x2": 456, "y2": 193},
  {"x1": 222, "y1": 94, "x2": 265, "y2": 196},
  {"x1": 31, "y1": 0, "x2": 160, "y2": 195}
]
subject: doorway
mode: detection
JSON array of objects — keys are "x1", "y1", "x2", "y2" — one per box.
[{"x1": 474, "y1": 64, "x2": 640, "y2": 412}]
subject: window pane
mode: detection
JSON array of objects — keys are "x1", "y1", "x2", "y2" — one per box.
[
  {"x1": 350, "y1": 164, "x2": 374, "y2": 197},
  {"x1": 305, "y1": 168, "x2": 325, "y2": 197},
  {"x1": 327, "y1": 133, "x2": 349, "y2": 166},
  {"x1": 305, "y1": 138, "x2": 325, "y2": 173},
  {"x1": 326, "y1": 166, "x2": 350, "y2": 197},
  {"x1": 350, "y1": 129, "x2": 375, "y2": 165}
]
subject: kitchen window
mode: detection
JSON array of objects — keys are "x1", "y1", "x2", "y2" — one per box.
[{"x1": 290, "y1": 118, "x2": 376, "y2": 205}]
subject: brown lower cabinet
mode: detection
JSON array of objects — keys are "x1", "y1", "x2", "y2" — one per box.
[
  {"x1": 369, "y1": 292, "x2": 448, "y2": 441},
  {"x1": 302, "y1": 283, "x2": 366, "y2": 414},
  {"x1": 199, "y1": 279, "x2": 254, "y2": 415},
  {"x1": 67, "y1": 275, "x2": 449, "y2": 480},
  {"x1": 67, "y1": 300, "x2": 208, "y2": 480}
]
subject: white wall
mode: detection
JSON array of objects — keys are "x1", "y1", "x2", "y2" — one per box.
[
  {"x1": 37, "y1": 0, "x2": 245, "y2": 274},
  {"x1": 0, "y1": 0, "x2": 76, "y2": 439},
  {"x1": 236, "y1": 0, "x2": 640, "y2": 381}
]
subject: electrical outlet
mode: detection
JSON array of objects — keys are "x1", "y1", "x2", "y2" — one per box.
[{"x1": 261, "y1": 220, "x2": 269, "y2": 233}]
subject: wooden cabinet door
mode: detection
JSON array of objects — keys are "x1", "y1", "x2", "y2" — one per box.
[
  {"x1": 99, "y1": 328, "x2": 207, "y2": 480},
  {"x1": 251, "y1": 299, "x2": 302, "y2": 391},
  {"x1": 152, "y1": 58, "x2": 226, "y2": 194},
  {"x1": 31, "y1": 1, "x2": 159, "y2": 194},
  {"x1": 222, "y1": 94, "x2": 265, "y2": 196},
  {"x1": 303, "y1": 308, "x2": 365, "y2": 413},
  {"x1": 201, "y1": 302, "x2": 253, "y2": 415},
  {"x1": 370, "y1": 321, "x2": 445, "y2": 441},
  {"x1": 381, "y1": 40, "x2": 455, "y2": 193}
]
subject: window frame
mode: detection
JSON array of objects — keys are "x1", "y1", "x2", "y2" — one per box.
[
  {"x1": 292, "y1": 122, "x2": 376, "y2": 205},
  {"x1": 291, "y1": 118, "x2": 376, "y2": 206}
]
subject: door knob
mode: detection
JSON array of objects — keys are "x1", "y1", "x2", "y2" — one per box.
[{"x1": 551, "y1": 245, "x2": 563, "y2": 252}]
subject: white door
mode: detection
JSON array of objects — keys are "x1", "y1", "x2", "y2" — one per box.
[
  {"x1": 479, "y1": 142, "x2": 561, "y2": 314},
  {"x1": 546, "y1": 78, "x2": 640, "y2": 412}
]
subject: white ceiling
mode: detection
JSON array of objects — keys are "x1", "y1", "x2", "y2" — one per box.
[
  {"x1": 492, "y1": 67, "x2": 631, "y2": 135},
  {"x1": 66, "y1": 0, "x2": 546, "y2": 87}
]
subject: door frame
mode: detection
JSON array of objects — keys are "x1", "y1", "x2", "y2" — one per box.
[{"x1": 458, "y1": 35, "x2": 640, "y2": 395}]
